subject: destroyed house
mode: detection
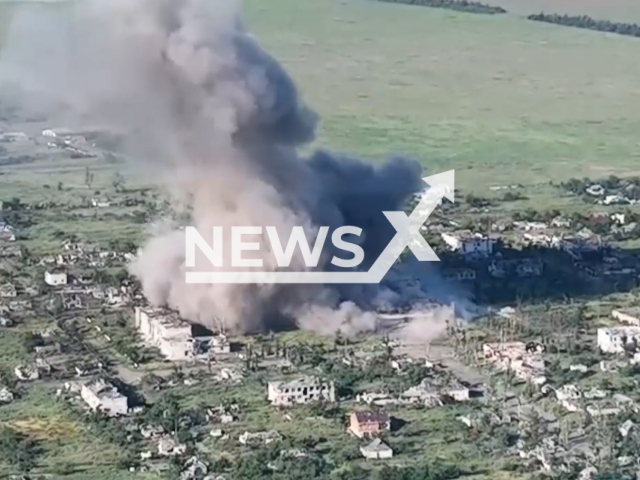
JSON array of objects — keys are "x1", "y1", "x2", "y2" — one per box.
[
  {"x1": 0, "y1": 244, "x2": 22, "y2": 258},
  {"x1": 134, "y1": 306, "x2": 227, "y2": 361},
  {"x1": 80, "y1": 378, "x2": 128, "y2": 417},
  {"x1": 597, "y1": 327, "x2": 640, "y2": 354},
  {"x1": 349, "y1": 411, "x2": 390, "y2": 438},
  {"x1": 0, "y1": 223, "x2": 15, "y2": 242},
  {"x1": 45, "y1": 270, "x2": 67, "y2": 286},
  {"x1": 0, "y1": 283, "x2": 17, "y2": 298},
  {"x1": 483, "y1": 342, "x2": 546, "y2": 385},
  {"x1": 267, "y1": 377, "x2": 335, "y2": 406}
]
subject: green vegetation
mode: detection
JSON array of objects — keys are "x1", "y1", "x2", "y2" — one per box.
[
  {"x1": 493, "y1": 0, "x2": 640, "y2": 23},
  {"x1": 528, "y1": 12, "x2": 640, "y2": 38},
  {"x1": 372, "y1": 0, "x2": 506, "y2": 15}
]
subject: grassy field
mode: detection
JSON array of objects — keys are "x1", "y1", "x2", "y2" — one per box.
[
  {"x1": 0, "y1": 0, "x2": 640, "y2": 196},
  {"x1": 239, "y1": 0, "x2": 640, "y2": 194}
]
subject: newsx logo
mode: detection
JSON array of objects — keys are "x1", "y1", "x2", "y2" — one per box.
[{"x1": 185, "y1": 170, "x2": 454, "y2": 284}]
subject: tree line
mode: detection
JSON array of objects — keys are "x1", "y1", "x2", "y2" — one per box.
[
  {"x1": 528, "y1": 13, "x2": 640, "y2": 38},
  {"x1": 374, "y1": 0, "x2": 506, "y2": 15}
]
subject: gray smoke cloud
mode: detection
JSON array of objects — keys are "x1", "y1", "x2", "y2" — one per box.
[{"x1": 0, "y1": 0, "x2": 465, "y2": 335}]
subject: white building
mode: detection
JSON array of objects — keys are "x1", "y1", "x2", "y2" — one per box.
[
  {"x1": 0, "y1": 283, "x2": 17, "y2": 298},
  {"x1": 91, "y1": 198, "x2": 112, "y2": 208},
  {"x1": 80, "y1": 378, "x2": 128, "y2": 417},
  {"x1": 597, "y1": 327, "x2": 640, "y2": 354},
  {"x1": 238, "y1": 430, "x2": 282, "y2": 446},
  {"x1": 360, "y1": 439, "x2": 393, "y2": 460},
  {"x1": 441, "y1": 233, "x2": 495, "y2": 259},
  {"x1": 135, "y1": 307, "x2": 194, "y2": 361},
  {"x1": 45, "y1": 271, "x2": 67, "y2": 287},
  {"x1": 210, "y1": 334, "x2": 231, "y2": 354},
  {"x1": 0, "y1": 223, "x2": 15, "y2": 242},
  {"x1": 157, "y1": 436, "x2": 187, "y2": 457},
  {"x1": 483, "y1": 342, "x2": 546, "y2": 385},
  {"x1": 134, "y1": 306, "x2": 222, "y2": 361},
  {"x1": 267, "y1": 377, "x2": 335, "y2": 406}
]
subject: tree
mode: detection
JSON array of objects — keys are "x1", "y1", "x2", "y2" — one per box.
[
  {"x1": 112, "y1": 172, "x2": 126, "y2": 192},
  {"x1": 0, "y1": 427, "x2": 42, "y2": 473},
  {"x1": 381, "y1": 335, "x2": 393, "y2": 360},
  {"x1": 145, "y1": 392, "x2": 182, "y2": 434},
  {"x1": 84, "y1": 166, "x2": 94, "y2": 188}
]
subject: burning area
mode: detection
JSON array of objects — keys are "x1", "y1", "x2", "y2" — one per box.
[{"x1": 0, "y1": 0, "x2": 470, "y2": 335}]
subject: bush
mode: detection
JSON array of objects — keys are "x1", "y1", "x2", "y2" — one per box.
[
  {"x1": 0, "y1": 427, "x2": 42, "y2": 472},
  {"x1": 501, "y1": 191, "x2": 528, "y2": 202}
]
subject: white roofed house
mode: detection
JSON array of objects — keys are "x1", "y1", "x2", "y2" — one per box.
[
  {"x1": 597, "y1": 327, "x2": 640, "y2": 354},
  {"x1": 210, "y1": 333, "x2": 231, "y2": 354},
  {"x1": 611, "y1": 309, "x2": 640, "y2": 327},
  {"x1": 135, "y1": 307, "x2": 194, "y2": 361},
  {"x1": 360, "y1": 439, "x2": 393, "y2": 460},
  {"x1": 80, "y1": 378, "x2": 129, "y2": 417},
  {"x1": 267, "y1": 377, "x2": 335, "y2": 407},
  {"x1": 441, "y1": 232, "x2": 496, "y2": 259},
  {"x1": 0, "y1": 283, "x2": 17, "y2": 298},
  {"x1": 0, "y1": 223, "x2": 16, "y2": 242},
  {"x1": 45, "y1": 271, "x2": 68, "y2": 287}
]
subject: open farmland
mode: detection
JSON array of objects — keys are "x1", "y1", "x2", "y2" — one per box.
[{"x1": 239, "y1": 0, "x2": 640, "y2": 195}]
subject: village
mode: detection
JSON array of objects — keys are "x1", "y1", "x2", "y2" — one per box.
[{"x1": 3, "y1": 124, "x2": 640, "y2": 480}]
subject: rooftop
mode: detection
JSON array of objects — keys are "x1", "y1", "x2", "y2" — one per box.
[
  {"x1": 599, "y1": 326, "x2": 640, "y2": 335},
  {"x1": 85, "y1": 378, "x2": 125, "y2": 400},
  {"x1": 269, "y1": 377, "x2": 331, "y2": 390},
  {"x1": 138, "y1": 307, "x2": 216, "y2": 337},
  {"x1": 352, "y1": 411, "x2": 389, "y2": 424},
  {"x1": 361, "y1": 438, "x2": 392, "y2": 453}
]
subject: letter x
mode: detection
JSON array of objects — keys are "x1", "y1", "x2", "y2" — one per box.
[{"x1": 383, "y1": 187, "x2": 442, "y2": 262}]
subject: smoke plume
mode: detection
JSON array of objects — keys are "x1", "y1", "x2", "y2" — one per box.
[{"x1": 0, "y1": 0, "x2": 464, "y2": 335}]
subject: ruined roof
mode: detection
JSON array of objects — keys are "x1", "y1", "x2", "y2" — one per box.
[
  {"x1": 84, "y1": 378, "x2": 125, "y2": 400},
  {"x1": 138, "y1": 306, "x2": 215, "y2": 337},
  {"x1": 599, "y1": 326, "x2": 640, "y2": 335},
  {"x1": 269, "y1": 377, "x2": 332, "y2": 391},
  {"x1": 352, "y1": 411, "x2": 389, "y2": 424}
]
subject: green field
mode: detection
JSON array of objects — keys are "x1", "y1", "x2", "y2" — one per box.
[
  {"x1": 1, "y1": 0, "x2": 640, "y2": 195},
  {"x1": 240, "y1": 0, "x2": 640, "y2": 194}
]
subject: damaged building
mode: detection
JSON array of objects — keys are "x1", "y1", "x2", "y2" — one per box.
[
  {"x1": 267, "y1": 377, "x2": 335, "y2": 406},
  {"x1": 483, "y1": 341, "x2": 546, "y2": 385},
  {"x1": 134, "y1": 306, "x2": 230, "y2": 361},
  {"x1": 80, "y1": 377, "x2": 129, "y2": 417}
]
